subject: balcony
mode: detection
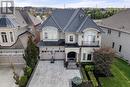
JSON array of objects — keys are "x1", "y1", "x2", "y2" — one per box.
[{"x1": 82, "y1": 41, "x2": 100, "y2": 47}]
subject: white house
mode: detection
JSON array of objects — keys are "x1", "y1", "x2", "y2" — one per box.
[
  {"x1": 98, "y1": 9, "x2": 130, "y2": 63},
  {"x1": 38, "y1": 9, "x2": 103, "y2": 67},
  {"x1": 0, "y1": 8, "x2": 41, "y2": 65}
]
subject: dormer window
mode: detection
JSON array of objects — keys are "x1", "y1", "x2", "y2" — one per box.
[
  {"x1": 1, "y1": 32, "x2": 7, "y2": 43},
  {"x1": 69, "y1": 36, "x2": 73, "y2": 42},
  {"x1": 44, "y1": 32, "x2": 48, "y2": 39}
]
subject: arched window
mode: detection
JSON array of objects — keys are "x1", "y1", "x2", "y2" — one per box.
[
  {"x1": 69, "y1": 36, "x2": 73, "y2": 42},
  {"x1": 1, "y1": 32, "x2": 7, "y2": 43}
]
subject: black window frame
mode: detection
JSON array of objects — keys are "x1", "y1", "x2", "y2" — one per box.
[
  {"x1": 107, "y1": 29, "x2": 111, "y2": 34},
  {"x1": 69, "y1": 35, "x2": 73, "y2": 42},
  {"x1": 87, "y1": 54, "x2": 92, "y2": 60},
  {"x1": 119, "y1": 45, "x2": 122, "y2": 52},
  {"x1": 112, "y1": 42, "x2": 115, "y2": 48},
  {"x1": 118, "y1": 31, "x2": 121, "y2": 37}
]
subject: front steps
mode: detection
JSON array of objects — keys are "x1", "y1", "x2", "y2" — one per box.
[{"x1": 66, "y1": 62, "x2": 79, "y2": 69}]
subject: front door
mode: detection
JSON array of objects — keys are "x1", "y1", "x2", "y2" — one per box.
[{"x1": 67, "y1": 52, "x2": 76, "y2": 62}]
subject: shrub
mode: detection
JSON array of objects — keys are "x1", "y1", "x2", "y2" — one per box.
[
  {"x1": 85, "y1": 65, "x2": 94, "y2": 72},
  {"x1": 24, "y1": 66, "x2": 33, "y2": 78},
  {"x1": 19, "y1": 75, "x2": 28, "y2": 87},
  {"x1": 81, "y1": 67, "x2": 88, "y2": 82},
  {"x1": 88, "y1": 71, "x2": 98, "y2": 87}
]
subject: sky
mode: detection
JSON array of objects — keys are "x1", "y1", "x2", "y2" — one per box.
[{"x1": 14, "y1": 0, "x2": 130, "y2": 8}]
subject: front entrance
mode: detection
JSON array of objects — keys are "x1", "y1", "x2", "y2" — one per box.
[{"x1": 67, "y1": 52, "x2": 76, "y2": 62}]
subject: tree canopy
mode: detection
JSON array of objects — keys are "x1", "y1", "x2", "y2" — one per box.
[
  {"x1": 93, "y1": 48, "x2": 115, "y2": 76},
  {"x1": 24, "y1": 36, "x2": 39, "y2": 69}
]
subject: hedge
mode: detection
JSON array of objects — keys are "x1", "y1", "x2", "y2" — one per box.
[
  {"x1": 88, "y1": 71, "x2": 98, "y2": 87},
  {"x1": 81, "y1": 67, "x2": 88, "y2": 82},
  {"x1": 19, "y1": 75, "x2": 28, "y2": 87}
]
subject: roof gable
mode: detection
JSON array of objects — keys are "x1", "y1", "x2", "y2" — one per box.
[
  {"x1": 77, "y1": 17, "x2": 103, "y2": 32},
  {"x1": 41, "y1": 8, "x2": 102, "y2": 32},
  {"x1": 41, "y1": 16, "x2": 62, "y2": 31}
]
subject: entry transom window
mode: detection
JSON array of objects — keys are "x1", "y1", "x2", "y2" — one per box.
[
  {"x1": 69, "y1": 36, "x2": 73, "y2": 42},
  {"x1": 1, "y1": 32, "x2": 8, "y2": 43}
]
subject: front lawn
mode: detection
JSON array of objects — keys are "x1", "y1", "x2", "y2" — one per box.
[{"x1": 99, "y1": 58, "x2": 130, "y2": 87}]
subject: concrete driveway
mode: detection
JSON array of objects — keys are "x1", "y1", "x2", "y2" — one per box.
[
  {"x1": 0, "y1": 65, "x2": 24, "y2": 87},
  {"x1": 28, "y1": 61, "x2": 81, "y2": 87}
]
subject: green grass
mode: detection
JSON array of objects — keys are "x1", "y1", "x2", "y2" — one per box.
[{"x1": 99, "y1": 58, "x2": 130, "y2": 87}]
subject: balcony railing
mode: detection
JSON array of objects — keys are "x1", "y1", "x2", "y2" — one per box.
[{"x1": 82, "y1": 41, "x2": 99, "y2": 46}]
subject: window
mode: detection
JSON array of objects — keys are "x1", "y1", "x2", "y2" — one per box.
[
  {"x1": 118, "y1": 31, "x2": 121, "y2": 37},
  {"x1": 44, "y1": 32, "x2": 48, "y2": 39},
  {"x1": 87, "y1": 54, "x2": 92, "y2": 60},
  {"x1": 69, "y1": 36, "x2": 73, "y2": 42},
  {"x1": 1, "y1": 32, "x2": 7, "y2": 43},
  {"x1": 83, "y1": 53, "x2": 86, "y2": 60},
  {"x1": 112, "y1": 42, "x2": 115, "y2": 48},
  {"x1": 10, "y1": 32, "x2": 14, "y2": 42},
  {"x1": 107, "y1": 29, "x2": 111, "y2": 34},
  {"x1": 92, "y1": 36, "x2": 96, "y2": 42},
  {"x1": 119, "y1": 45, "x2": 122, "y2": 52}
]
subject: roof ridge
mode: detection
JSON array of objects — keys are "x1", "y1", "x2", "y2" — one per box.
[
  {"x1": 76, "y1": 16, "x2": 88, "y2": 32},
  {"x1": 63, "y1": 9, "x2": 80, "y2": 32}
]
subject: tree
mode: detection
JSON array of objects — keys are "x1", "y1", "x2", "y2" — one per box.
[
  {"x1": 93, "y1": 48, "x2": 115, "y2": 76},
  {"x1": 24, "y1": 36, "x2": 39, "y2": 69}
]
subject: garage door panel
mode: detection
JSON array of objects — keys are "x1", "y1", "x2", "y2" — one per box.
[{"x1": 54, "y1": 52, "x2": 65, "y2": 59}]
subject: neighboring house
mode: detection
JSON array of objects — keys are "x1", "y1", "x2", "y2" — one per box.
[
  {"x1": 38, "y1": 9, "x2": 103, "y2": 65},
  {"x1": 0, "y1": 8, "x2": 41, "y2": 65},
  {"x1": 98, "y1": 9, "x2": 130, "y2": 63}
]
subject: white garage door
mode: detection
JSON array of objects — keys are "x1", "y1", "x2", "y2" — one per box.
[
  {"x1": 54, "y1": 51, "x2": 65, "y2": 60},
  {"x1": 40, "y1": 50, "x2": 65, "y2": 60}
]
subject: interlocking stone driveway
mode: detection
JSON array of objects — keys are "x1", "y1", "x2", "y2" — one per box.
[{"x1": 28, "y1": 61, "x2": 81, "y2": 87}]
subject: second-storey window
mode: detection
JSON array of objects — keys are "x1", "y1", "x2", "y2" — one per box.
[
  {"x1": 44, "y1": 32, "x2": 48, "y2": 39},
  {"x1": 118, "y1": 31, "x2": 121, "y2": 37},
  {"x1": 112, "y1": 42, "x2": 115, "y2": 48},
  {"x1": 119, "y1": 45, "x2": 122, "y2": 52},
  {"x1": 69, "y1": 36, "x2": 73, "y2": 42},
  {"x1": 107, "y1": 29, "x2": 111, "y2": 34},
  {"x1": 10, "y1": 32, "x2": 14, "y2": 42},
  {"x1": 1, "y1": 32, "x2": 8, "y2": 43}
]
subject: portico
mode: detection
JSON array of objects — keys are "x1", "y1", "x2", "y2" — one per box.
[{"x1": 65, "y1": 48, "x2": 80, "y2": 62}]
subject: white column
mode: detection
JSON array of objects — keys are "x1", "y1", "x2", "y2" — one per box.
[{"x1": 65, "y1": 53, "x2": 68, "y2": 62}]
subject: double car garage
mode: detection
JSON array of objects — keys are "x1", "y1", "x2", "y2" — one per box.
[{"x1": 40, "y1": 46, "x2": 65, "y2": 60}]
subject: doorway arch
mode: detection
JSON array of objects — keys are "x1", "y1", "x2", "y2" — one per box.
[{"x1": 67, "y1": 52, "x2": 76, "y2": 61}]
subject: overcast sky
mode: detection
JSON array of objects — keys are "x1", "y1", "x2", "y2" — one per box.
[{"x1": 14, "y1": 0, "x2": 130, "y2": 8}]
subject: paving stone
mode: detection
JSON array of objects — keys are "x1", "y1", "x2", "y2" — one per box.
[{"x1": 28, "y1": 61, "x2": 81, "y2": 87}]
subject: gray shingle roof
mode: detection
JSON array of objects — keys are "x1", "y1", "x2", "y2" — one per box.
[
  {"x1": 98, "y1": 9, "x2": 130, "y2": 33},
  {"x1": 41, "y1": 8, "x2": 102, "y2": 33},
  {"x1": 0, "y1": 15, "x2": 15, "y2": 28},
  {"x1": 0, "y1": 38, "x2": 24, "y2": 49}
]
